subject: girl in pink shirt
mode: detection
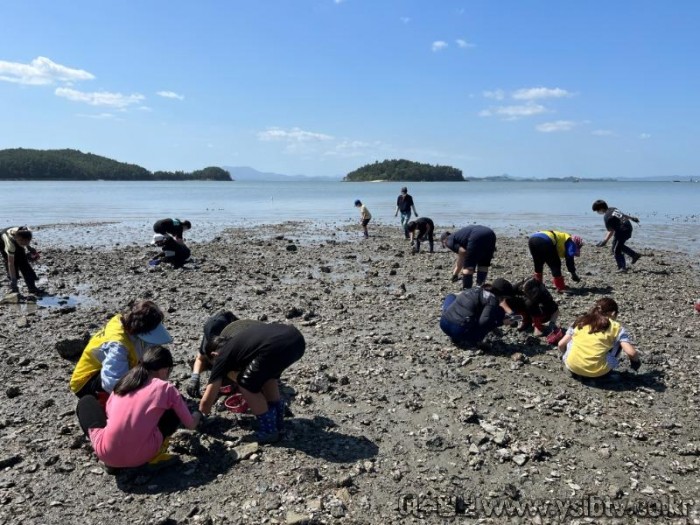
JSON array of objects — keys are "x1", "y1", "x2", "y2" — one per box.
[{"x1": 77, "y1": 346, "x2": 201, "y2": 469}]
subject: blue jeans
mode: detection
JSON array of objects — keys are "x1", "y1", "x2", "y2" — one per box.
[{"x1": 400, "y1": 211, "x2": 411, "y2": 238}]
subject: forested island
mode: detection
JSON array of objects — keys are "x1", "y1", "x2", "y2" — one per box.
[
  {"x1": 0, "y1": 149, "x2": 231, "y2": 181},
  {"x1": 344, "y1": 159, "x2": 464, "y2": 182}
]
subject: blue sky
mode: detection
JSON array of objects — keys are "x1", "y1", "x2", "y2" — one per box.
[{"x1": 1, "y1": 1, "x2": 698, "y2": 178}]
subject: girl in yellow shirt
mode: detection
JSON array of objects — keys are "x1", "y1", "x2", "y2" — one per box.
[{"x1": 558, "y1": 298, "x2": 640, "y2": 378}]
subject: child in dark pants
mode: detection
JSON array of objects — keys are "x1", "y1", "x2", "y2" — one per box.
[
  {"x1": 528, "y1": 230, "x2": 583, "y2": 293},
  {"x1": 440, "y1": 278, "x2": 520, "y2": 346},
  {"x1": 199, "y1": 320, "x2": 305, "y2": 443},
  {"x1": 508, "y1": 277, "x2": 560, "y2": 338},
  {"x1": 407, "y1": 218, "x2": 434, "y2": 253},
  {"x1": 354, "y1": 200, "x2": 371, "y2": 238},
  {"x1": 441, "y1": 225, "x2": 497, "y2": 289},
  {"x1": 592, "y1": 200, "x2": 641, "y2": 272},
  {"x1": 76, "y1": 346, "x2": 201, "y2": 470},
  {"x1": 151, "y1": 234, "x2": 191, "y2": 269}
]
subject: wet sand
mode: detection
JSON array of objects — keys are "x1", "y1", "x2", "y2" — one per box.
[{"x1": 1, "y1": 222, "x2": 699, "y2": 524}]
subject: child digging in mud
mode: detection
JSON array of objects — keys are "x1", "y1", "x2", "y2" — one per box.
[
  {"x1": 558, "y1": 297, "x2": 641, "y2": 381},
  {"x1": 440, "y1": 278, "x2": 521, "y2": 347},
  {"x1": 76, "y1": 346, "x2": 201, "y2": 471},
  {"x1": 199, "y1": 320, "x2": 305, "y2": 443}
]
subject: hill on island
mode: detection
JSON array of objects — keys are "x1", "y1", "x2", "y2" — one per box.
[
  {"x1": 344, "y1": 159, "x2": 464, "y2": 182},
  {"x1": 0, "y1": 148, "x2": 231, "y2": 181}
]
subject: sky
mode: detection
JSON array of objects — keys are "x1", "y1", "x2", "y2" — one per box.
[{"x1": 1, "y1": 0, "x2": 699, "y2": 178}]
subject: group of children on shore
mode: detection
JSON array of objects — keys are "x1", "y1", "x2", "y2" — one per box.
[
  {"x1": 0, "y1": 194, "x2": 645, "y2": 471},
  {"x1": 355, "y1": 189, "x2": 643, "y2": 384},
  {"x1": 71, "y1": 300, "x2": 305, "y2": 470}
]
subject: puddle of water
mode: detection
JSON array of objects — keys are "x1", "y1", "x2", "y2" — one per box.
[{"x1": 5, "y1": 292, "x2": 98, "y2": 314}]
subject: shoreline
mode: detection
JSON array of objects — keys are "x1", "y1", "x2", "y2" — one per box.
[{"x1": 1, "y1": 223, "x2": 699, "y2": 524}]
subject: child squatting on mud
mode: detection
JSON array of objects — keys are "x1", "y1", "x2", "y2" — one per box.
[
  {"x1": 76, "y1": 346, "x2": 201, "y2": 470},
  {"x1": 558, "y1": 297, "x2": 641, "y2": 380},
  {"x1": 198, "y1": 320, "x2": 305, "y2": 443}
]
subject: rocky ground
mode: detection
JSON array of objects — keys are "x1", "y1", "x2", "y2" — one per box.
[{"x1": 0, "y1": 222, "x2": 698, "y2": 525}]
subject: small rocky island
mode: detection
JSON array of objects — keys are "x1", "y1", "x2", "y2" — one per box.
[{"x1": 343, "y1": 159, "x2": 464, "y2": 182}]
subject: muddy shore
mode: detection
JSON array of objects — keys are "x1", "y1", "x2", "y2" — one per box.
[{"x1": 1, "y1": 222, "x2": 699, "y2": 524}]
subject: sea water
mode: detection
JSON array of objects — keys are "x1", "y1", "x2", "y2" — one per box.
[{"x1": 1, "y1": 180, "x2": 698, "y2": 253}]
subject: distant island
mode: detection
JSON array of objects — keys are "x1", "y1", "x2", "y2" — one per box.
[
  {"x1": 344, "y1": 159, "x2": 464, "y2": 182},
  {"x1": 0, "y1": 148, "x2": 231, "y2": 181},
  {"x1": 225, "y1": 166, "x2": 341, "y2": 182}
]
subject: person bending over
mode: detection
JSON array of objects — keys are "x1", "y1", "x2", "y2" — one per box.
[
  {"x1": 528, "y1": 230, "x2": 583, "y2": 293},
  {"x1": 186, "y1": 309, "x2": 239, "y2": 397},
  {"x1": 592, "y1": 200, "x2": 641, "y2": 273},
  {"x1": 558, "y1": 297, "x2": 641, "y2": 380},
  {"x1": 153, "y1": 218, "x2": 191, "y2": 242},
  {"x1": 76, "y1": 346, "x2": 201, "y2": 470},
  {"x1": 407, "y1": 217, "x2": 434, "y2": 253},
  {"x1": 441, "y1": 225, "x2": 497, "y2": 289},
  {"x1": 70, "y1": 300, "x2": 172, "y2": 401},
  {"x1": 440, "y1": 278, "x2": 520, "y2": 347},
  {"x1": 1, "y1": 226, "x2": 45, "y2": 296},
  {"x1": 150, "y1": 234, "x2": 191, "y2": 269},
  {"x1": 199, "y1": 320, "x2": 305, "y2": 443},
  {"x1": 508, "y1": 277, "x2": 560, "y2": 338}
]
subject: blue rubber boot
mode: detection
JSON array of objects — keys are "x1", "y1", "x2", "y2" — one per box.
[
  {"x1": 269, "y1": 399, "x2": 286, "y2": 431},
  {"x1": 255, "y1": 409, "x2": 280, "y2": 444}
]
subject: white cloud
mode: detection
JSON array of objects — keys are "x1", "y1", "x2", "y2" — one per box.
[
  {"x1": 455, "y1": 39, "x2": 475, "y2": 48},
  {"x1": 400, "y1": 16, "x2": 411, "y2": 24},
  {"x1": 482, "y1": 89, "x2": 505, "y2": 100},
  {"x1": 323, "y1": 140, "x2": 385, "y2": 158},
  {"x1": 536, "y1": 120, "x2": 576, "y2": 133},
  {"x1": 156, "y1": 90, "x2": 184, "y2": 100},
  {"x1": 55, "y1": 87, "x2": 145, "y2": 108},
  {"x1": 77, "y1": 113, "x2": 115, "y2": 119},
  {"x1": 257, "y1": 127, "x2": 334, "y2": 143},
  {"x1": 639, "y1": 133, "x2": 651, "y2": 139},
  {"x1": 479, "y1": 102, "x2": 547, "y2": 119},
  {"x1": 431, "y1": 41, "x2": 448, "y2": 52},
  {"x1": 592, "y1": 129, "x2": 614, "y2": 136},
  {"x1": 0, "y1": 56, "x2": 94, "y2": 85},
  {"x1": 512, "y1": 87, "x2": 571, "y2": 100}
]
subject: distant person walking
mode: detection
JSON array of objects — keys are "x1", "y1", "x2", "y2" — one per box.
[
  {"x1": 407, "y1": 217, "x2": 434, "y2": 253},
  {"x1": 394, "y1": 187, "x2": 418, "y2": 239},
  {"x1": 153, "y1": 218, "x2": 191, "y2": 242},
  {"x1": 591, "y1": 200, "x2": 641, "y2": 273},
  {"x1": 528, "y1": 230, "x2": 584, "y2": 293},
  {"x1": 1, "y1": 226, "x2": 45, "y2": 296},
  {"x1": 354, "y1": 200, "x2": 371, "y2": 238},
  {"x1": 441, "y1": 225, "x2": 497, "y2": 289}
]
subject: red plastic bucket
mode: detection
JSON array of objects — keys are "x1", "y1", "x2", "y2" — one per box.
[{"x1": 224, "y1": 393, "x2": 249, "y2": 414}]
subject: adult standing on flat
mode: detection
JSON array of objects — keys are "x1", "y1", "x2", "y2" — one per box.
[
  {"x1": 153, "y1": 218, "x2": 191, "y2": 242},
  {"x1": 394, "y1": 187, "x2": 418, "y2": 239},
  {"x1": 441, "y1": 225, "x2": 497, "y2": 289}
]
